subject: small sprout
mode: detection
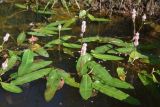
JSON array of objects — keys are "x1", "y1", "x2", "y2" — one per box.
[
  {"x1": 3, "y1": 33, "x2": 10, "y2": 43},
  {"x1": 80, "y1": 43, "x2": 87, "y2": 56},
  {"x1": 2, "y1": 59, "x2": 8, "y2": 70}
]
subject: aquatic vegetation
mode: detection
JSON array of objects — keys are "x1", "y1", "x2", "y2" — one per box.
[{"x1": 0, "y1": 1, "x2": 160, "y2": 107}]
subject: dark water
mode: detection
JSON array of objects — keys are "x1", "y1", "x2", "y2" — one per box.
[{"x1": 0, "y1": 1, "x2": 160, "y2": 107}]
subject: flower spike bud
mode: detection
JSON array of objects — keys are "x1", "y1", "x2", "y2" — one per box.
[
  {"x1": 3, "y1": 33, "x2": 10, "y2": 42},
  {"x1": 133, "y1": 32, "x2": 140, "y2": 47},
  {"x1": 132, "y1": 9, "x2": 137, "y2": 22},
  {"x1": 28, "y1": 36, "x2": 38, "y2": 44},
  {"x1": 81, "y1": 21, "x2": 86, "y2": 33},
  {"x1": 142, "y1": 14, "x2": 146, "y2": 21},
  {"x1": 80, "y1": 43, "x2": 87, "y2": 56},
  {"x1": 58, "y1": 24, "x2": 62, "y2": 31},
  {"x1": 2, "y1": 59, "x2": 8, "y2": 70}
]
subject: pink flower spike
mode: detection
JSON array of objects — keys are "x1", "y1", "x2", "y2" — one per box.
[
  {"x1": 81, "y1": 21, "x2": 86, "y2": 33},
  {"x1": 2, "y1": 59, "x2": 8, "y2": 70},
  {"x1": 80, "y1": 43, "x2": 87, "y2": 56},
  {"x1": 133, "y1": 32, "x2": 140, "y2": 47},
  {"x1": 28, "y1": 36, "x2": 38, "y2": 44},
  {"x1": 132, "y1": 9, "x2": 137, "y2": 22}
]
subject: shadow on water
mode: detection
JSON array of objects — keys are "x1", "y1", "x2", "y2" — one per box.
[{"x1": 0, "y1": 1, "x2": 160, "y2": 107}]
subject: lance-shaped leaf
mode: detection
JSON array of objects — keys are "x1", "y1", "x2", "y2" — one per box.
[
  {"x1": 31, "y1": 44, "x2": 49, "y2": 57},
  {"x1": 1, "y1": 82, "x2": 23, "y2": 93},
  {"x1": 87, "y1": 14, "x2": 111, "y2": 22},
  {"x1": 91, "y1": 44, "x2": 113, "y2": 54},
  {"x1": 11, "y1": 68, "x2": 52, "y2": 85},
  {"x1": 63, "y1": 43, "x2": 81, "y2": 49},
  {"x1": 92, "y1": 53, "x2": 124, "y2": 61},
  {"x1": 34, "y1": 47, "x2": 49, "y2": 57},
  {"x1": 76, "y1": 53, "x2": 92, "y2": 74},
  {"x1": 17, "y1": 32, "x2": 26, "y2": 45},
  {"x1": 18, "y1": 49, "x2": 34, "y2": 76},
  {"x1": 57, "y1": 69, "x2": 79, "y2": 88},
  {"x1": 80, "y1": 74, "x2": 92, "y2": 100},
  {"x1": 88, "y1": 61, "x2": 133, "y2": 89},
  {"x1": 44, "y1": 69, "x2": 60, "y2": 102},
  {"x1": 30, "y1": 60, "x2": 52, "y2": 72},
  {"x1": 92, "y1": 81, "x2": 140, "y2": 105}
]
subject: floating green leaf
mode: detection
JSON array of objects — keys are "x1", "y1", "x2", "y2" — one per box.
[
  {"x1": 1, "y1": 82, "x2": 23, "y2": 93},
  {"x1": 44, "y1": 70, "x2": 60, "y2": 102},
  {"x1": 91, "y1": 44, "x2": 113, "y2": 54},
  {"x1": 87, "y1": 14, "x2": 111, "y2": 22},
  {"x1": 92, "y1": 53, "x2": 124, "y2": 61},
  {"x1": 63, "y1": 43, "x2": 81, "y2": 49},
  {"x1": 18, "y1": 49, "x2": 34, "y2": 76},
  {"x1": 30, "y1": 60, "x2": 52, "y2": 72},
  {"x1": 34, "y1": 47, "x2": 49, "y2": 57},
  {"x1": 92, "y1": 81, "x2": 140, "y2": 105},
  {"x1": 88, "y1": 61, "x2": 133, "y2": 89},
  {"x1": 76, "y1": 53, "x2": 92, "y2": 73},
  {"x1": 80, "y1": 74, "x2": 92, "y2": 100},
  {"x1": 17, "y1": 32, "x2": 26, "y2": 45},
  {"x1": 57, "y1": 69, "x2": 79, "y2": 88},
  {"x1": 12, "y1": 68, "x2": 52, "y2": 85}
]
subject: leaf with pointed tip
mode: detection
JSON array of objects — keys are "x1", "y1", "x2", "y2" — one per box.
[
  {"x1": 17, "y1": 32, "x2": 26, "y2": 45},
  {"x1": 1, "y1": 82, "x2": 23, "y2": 93},
  {"x1": 63, "y1": 43, "x2": 81, "y2": 49},
  {"x1": 92, "y1": 53, "x2": 124, "y2": 61},
  {"x1": 91, "y1": 44, "x2": 113, "y2": 54},
  {"x1": 88, "y1": 61, "x2": 133, "y2": 89},
  {"x1": 92, "y1": 81, "x2": 140, "y2": 105},
  {"x1": 12, "y1": 68, "x2": 52, "y2": 85},
  {"x1": 80, "y1": 74, "x2": 92, "y2": 100},
  {"x1": 44, "y1": 70, "x2": 60, "y2": 102},
  {"x1": 57, "y1": 69, "x2": 79, "y2": 88},
  {"x1": 30, "y1": 60, "x2": 52, "y2": 72},
  {"x1": 76, "y1": 53, "x2": 92, "y2": 74},
  {"x1": 18, "y1": 49, "x2": 34, "y2": 76},
  {"x1": 34, "y1": 47, "x2": 49, "y2": 57}
]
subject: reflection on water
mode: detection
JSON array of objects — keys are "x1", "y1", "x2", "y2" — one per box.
[{"x1": 0, "y1": 1, "x2": 160, "y2": 107}]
